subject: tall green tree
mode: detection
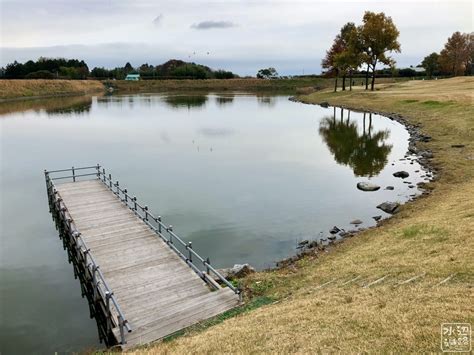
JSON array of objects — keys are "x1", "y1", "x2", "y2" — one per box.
[
  {"x1": 421, "y1": 52, "x2": 439, "y2": 78},
  {"x1": 124, "y1": 62, "x2": 134, "y2": 74},
  {"x1": 334, "y1": 22, "x2": 362, "y2": 91},
  {"x1": 359, "y1": 11, "x2": 401, "y2": 91},
  {"x1": 256, "y1": 67, "x2": 278, "y2": 79}
]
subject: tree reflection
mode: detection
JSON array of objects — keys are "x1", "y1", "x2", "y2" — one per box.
[
  {"x1": 319, "y1": 108, "x2": 392, "y2": 177},
  {"x1": 163, "y1": 95, "x2": 208, "y2": 109},
  {"x1": 45, "y1": 97, "x2": 92, "y2": 116},
  {"x1": 215, "y1": 95, "x2": 234, "y2": 106},
  {"x1": 256, "y1": 95, "x2": 276, "y2": 107}
]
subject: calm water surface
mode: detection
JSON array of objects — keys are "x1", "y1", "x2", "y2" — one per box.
[{"x1": 0, "y1": 93, "x2": 428, "y2": 353}]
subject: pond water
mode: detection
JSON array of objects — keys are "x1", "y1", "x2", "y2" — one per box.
[{"x1": 0, "y1": 92, "x2": 429, "y2": 353}]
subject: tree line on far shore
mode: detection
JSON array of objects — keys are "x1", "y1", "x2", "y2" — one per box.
[
  {"x1": 322, "y1": 11, "x2": 473, "y2": 91},
  {"x1": 422, "y1": 32, "x2": 473, "y2": 78},
  {"x1": 0, "y1": 58, "x2": 237, "y2": 80},
  {"x1": 2, "y1": 24, "x2": 472, "y2": 83}
]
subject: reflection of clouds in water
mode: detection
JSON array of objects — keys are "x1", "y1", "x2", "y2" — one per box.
[
  {"x1": 160, "y1": 131, "x2": 171, "y2": 143},
  {"x1": 198, "y1": 127, "x2": 235, "y2": 137}
]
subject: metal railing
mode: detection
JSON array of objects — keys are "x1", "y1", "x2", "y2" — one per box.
[
  {"x1": 45, "y1": 164, "x2": 241, "y2": 298},
  {"x1": 45, "y1": 169, "x2": 132, "y2": 344}
]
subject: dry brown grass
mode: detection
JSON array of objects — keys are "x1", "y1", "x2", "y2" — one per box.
[
  {"x1": 111, "y1": 77, "x2": 406, "y2": 94},
  {"x1": 0, "y1": 79, "x2": 104, "y2": 100},
  {"x1": 111, "y1": 78, "x2": 331, "y2": 94},
  {"x1": 133, "y1": 77, "x2": 474, "y2": 353}
]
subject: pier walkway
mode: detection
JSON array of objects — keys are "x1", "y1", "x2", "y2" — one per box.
[{"x1": 45, "y1": 165, "x2": 240, "y2": 349}]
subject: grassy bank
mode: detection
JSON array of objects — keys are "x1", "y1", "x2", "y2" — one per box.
[
  {"x1": 135, "y1": 77, "x2": 473, "y2": 353},
  {"x1": 0, "y1": 79, "x2": 104, "y2": 101},
  {"x1": 109, "y1": 78, "x2": 332, "y2": 94},
  {"x1": 110, "y1": 77, "x2": 408, "y2": 94}
]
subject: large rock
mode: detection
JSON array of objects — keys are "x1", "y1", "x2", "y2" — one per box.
[
  {"x1": 217, "y1": 264, "x2": 255, "y2": 279},
  {"x1": 393, "y1": 171, "x2": 409, "y2": 179},
  {"x1": 319, "y1": 101, "x2": 329, "y2": 108},
  {"x1": 420, "y1": 151, "x2": 433, "y2": 159},
  {"x1": 376, "y1": 202, "x2": 400, "y2": 214},
  {"x1": 357, "y1": 182, "x2": 380, "y2": 191}
]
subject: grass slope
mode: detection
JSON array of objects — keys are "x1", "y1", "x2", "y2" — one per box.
[
  {"x1": 0, "y1": 79, "x2": 104, "y2": 100},
  {"x1": 134, "y1": 77, "x2": 474, "y2": 353}
]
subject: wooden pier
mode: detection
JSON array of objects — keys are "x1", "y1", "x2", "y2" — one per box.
[{"x1": 45, "y1": 165, "x2": 241, "y2": 349}]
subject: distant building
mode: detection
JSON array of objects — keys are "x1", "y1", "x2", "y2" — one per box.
[{"x1": 125, "y1": 74, "x2": 140, "y2": 81}]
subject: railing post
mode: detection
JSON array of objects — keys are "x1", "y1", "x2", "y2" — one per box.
[
  {"x1": 168, "y1": 225, "x2": 173, "y2": 244},
  {"x1": 144, "y1": 206, "x2": 148, "y2": 221},
  {"x1": 118, "y1": 315, "x2": 126, "y2": 344},
  {"x1": 124, "y1": 189, "x2": 128, "y2": 204},
  {"x1": 133, "y1": 197, "x2": 137, "y2": 212},
  {"x1": 102, "y1": 168, "x2": 106, "y2": 182},
  {"x1": 206, "y1": 257, "x2": 210, "y2": 275},
  {"x1": 109, "y1": 174, "x2": 112, "y2": 188},
  {"x1": 187, "y1": 242, "x2": 193, "y2": 262},
  {"x1": 92, "y1": 265, "x2": 98, "y2": 301},
  {"x1": 158, "y1": 216, "x2": 162, "y2": 233},
  {"x1": 44, "y1": 170, "x2": 51, "y2": 203},
  {"x1": 96, "y1": 164, "x2": 100, "y2": 178},
  {"x1": 116, "y1": 181, "x2": 119, "y2": 195},
  {"x1": 105, "y1": 291, "x2": 112, "y2": 333},
  {"x1": 92, "y1": 265, "x2": 101, "y2": 302},
  {"x1": 72, "y1": 166, "x2": 75, "y2": 182}
]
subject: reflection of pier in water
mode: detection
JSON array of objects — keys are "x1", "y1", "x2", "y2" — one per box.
[
  {"x1": 319, "y1": 107, "x2": 392, "y2": 177},
  {"x1": 48, "y1": 197, "x2": 115, "y2": 346}
]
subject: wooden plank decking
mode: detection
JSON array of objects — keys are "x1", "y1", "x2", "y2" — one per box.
[{"x1": 54, "y1": 179, "x2": 239, "y2": 349}]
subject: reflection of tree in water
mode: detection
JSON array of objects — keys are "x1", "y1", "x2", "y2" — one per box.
[
  {"x1": 163, "y1": 95, "x2": 208, "y2": 109},
  {"x1": 256, "y1": 95, "x2": 276, "y2": 107},
  {"x1": 45, "y1": 98, "x2": 92, "y2": 116},
  {"x1": 319, "y1": 108, "x2": 392, "y2": 177},
  {"x1": 1, "y1": 96, "x2": 92, "y2": 116},
  {"x1": 215, "y1": 95, "x2": 234, "y2": 106}
]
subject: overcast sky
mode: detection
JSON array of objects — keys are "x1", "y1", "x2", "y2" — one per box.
[{"x1": 1, "y1": 0, "x2": 472, "y2": 75}]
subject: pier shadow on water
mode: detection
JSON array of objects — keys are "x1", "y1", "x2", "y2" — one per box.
[{"x1": 319, "y1": 108, "x2": 393, "y2": 177}]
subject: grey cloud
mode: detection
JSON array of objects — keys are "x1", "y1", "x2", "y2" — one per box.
[
  {"x1": 152, "y1": 14, "x2": 163, "y2": 27},
  {"x1": 191, "y1": 21, "x2": 237, "y2": 30}
]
